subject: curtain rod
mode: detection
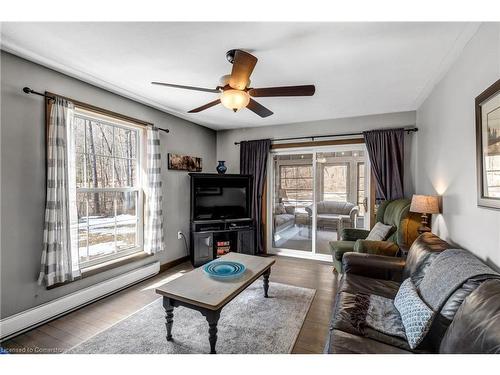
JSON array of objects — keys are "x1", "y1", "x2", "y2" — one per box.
[
  {"x1": 22, "y1": 87, "x2": 169, "y2": 134},
  {"x1": 233, "y1": 127, "x2": 418, "y2": 145}
]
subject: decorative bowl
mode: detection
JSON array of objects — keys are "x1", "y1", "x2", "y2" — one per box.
[{"x1": 203, "y1": 260, "x2": 246, "y2": 280}]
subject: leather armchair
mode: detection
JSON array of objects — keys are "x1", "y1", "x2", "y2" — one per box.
[
  {"x1": 353, "y1": 239, "x2": 399, "y2": 257},
  {"x1": 329, "y1": 198, "x2": 421, "y2": 273},
  {"x1": 340, "y1": 228, "x2": 370, "y2": 241}
]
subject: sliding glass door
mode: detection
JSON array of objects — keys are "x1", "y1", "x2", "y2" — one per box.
[
  {"x1": 271, "y1": 152, "x2": 313, "y2": 252},
  {"x1": 314, "y1": 150, "x2": 367, "y2": 255},
  {"x1": 268, "y1": 144, "x2": 369, "y2": 261}
]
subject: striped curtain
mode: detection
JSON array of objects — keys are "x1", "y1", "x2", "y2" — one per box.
[
  {"x1": 144, "y1": 126, "x2": 164, "y2": 254},
  {"x1": 38, "y1": 97, "x2": 80, "y2": 287}
]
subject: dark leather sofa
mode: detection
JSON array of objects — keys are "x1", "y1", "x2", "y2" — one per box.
[{"x1": 325, "y1": 233, "x2": 500, "y2": 353}]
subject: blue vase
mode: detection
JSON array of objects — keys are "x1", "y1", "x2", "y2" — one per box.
[{"x1": 216, "y1": 161, "x2": 227, "y2": 174}]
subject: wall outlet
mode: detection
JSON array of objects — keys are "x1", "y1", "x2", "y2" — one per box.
[{"x1": 177, "y1": 231, "x2": 183, "y2": 240}]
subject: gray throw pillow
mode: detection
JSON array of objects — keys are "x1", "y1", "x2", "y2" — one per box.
[
  {"x1": 366, "y1": 222, "x2": 395, "y2": 241},
  {"x1": 394, "y1": 278, "x2": 435, "y2": 349}
]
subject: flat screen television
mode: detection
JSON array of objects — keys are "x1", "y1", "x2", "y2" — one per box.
[{"x1": 191, "y1": 175, "x2": 252, "y2": 221}]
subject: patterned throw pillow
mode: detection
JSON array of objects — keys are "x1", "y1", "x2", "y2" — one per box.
[
  {"x1": 366, "y1": 222, "x2": 395, "y2": 241},
  {"x1": 275, "y1": 203, "x2": 287, "y2": 215},
  {"x1": 394, "y1": 278, "x2": 435, "y2": 349}
]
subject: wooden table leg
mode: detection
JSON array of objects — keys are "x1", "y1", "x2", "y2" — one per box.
[
  {"x1": 202, "y1": 309, "x2": 221, "y2": 354},
  {"x1": 263, "y1": 268, "x2": 271, "y2": 298},
  {"x1": 163, "y1": 297, "x2": 174, "y2": 341}
]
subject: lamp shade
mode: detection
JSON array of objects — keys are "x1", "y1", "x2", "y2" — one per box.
[
  {"x1": 410, "y1": 195, "x2": 440, "y2": 214},
  {"x1": 220, "y1": 89, "x2": 250, "y2": 110}
]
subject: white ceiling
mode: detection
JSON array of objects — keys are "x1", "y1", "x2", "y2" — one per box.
[{"x1": 1, "y1": 22, "x2": 480, "y2": 130}]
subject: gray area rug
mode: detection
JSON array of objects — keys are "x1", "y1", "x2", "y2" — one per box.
[{"x1": 67, "y1": 280, "x2": 315, "y2": 354}]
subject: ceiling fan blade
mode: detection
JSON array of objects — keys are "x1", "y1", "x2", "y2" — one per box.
[
  {"x1": 151, "y1": 82, "x2": 220, "y2": 93},
  {"x1": 248, "y1": 85, "x2": 316, "y2": 97},
  {"x1": 246, "y1": 98, "x2": 273, "y2": 118},
  {"x1": 188, "y1": 99, "x2": 221, "y2": 113},
  {"x1": 229, "y1": 50, "x2": 258, "y2": 90}
]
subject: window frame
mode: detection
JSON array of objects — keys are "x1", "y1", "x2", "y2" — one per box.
[
  {"x1": 357, "y1": 162, "x2": 366, "y2": 217},
  {"x1": 320, "y1": 162, "x2": 350, "y2": 202},
  {"x1": 73, "y1": 108, "x2": 145, "y2": 270},
  {"x1": 278, "y1": 164, "x2": 314, "y2": 209},
  {"x1": 484, "y1": 155, "x2": 500, "y2": 197}
]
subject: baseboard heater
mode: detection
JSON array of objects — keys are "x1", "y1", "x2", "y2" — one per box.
[{"x1": 0, "y1": 261, "x2": 160, "y2": 341}]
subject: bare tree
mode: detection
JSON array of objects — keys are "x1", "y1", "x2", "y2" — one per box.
[
  {"x1": 97, "y1": 124, "x2": 121, "y2": 187},
  {"x1": 126, "y1": 130, "x2": 132, "y2": 187},
  {"x1": 87, "y1": 120, "x2": 100, "y2": 213},
  {"x1": 125, "y1": 130, "x2": 132, "y2": 209}
]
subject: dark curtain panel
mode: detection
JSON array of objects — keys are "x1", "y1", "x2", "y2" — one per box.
[
  {"x1": 240, "y1": 139, "x2": 272, "y2": 254},
  {"x1": 363, "y1": 128, "x2": 405, "y2": 201}
]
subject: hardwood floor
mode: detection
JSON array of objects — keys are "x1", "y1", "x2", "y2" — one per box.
[{"x1": 1, "y1": 255, "x2": 338, "y2": 354}]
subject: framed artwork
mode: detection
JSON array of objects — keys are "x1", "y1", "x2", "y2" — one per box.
[
  {"x1": 168, "y1": 153, "x2": 202, "y2": 172},
  {"x1": 476, "y1": 78, "x2": 500, "y2": 209}
]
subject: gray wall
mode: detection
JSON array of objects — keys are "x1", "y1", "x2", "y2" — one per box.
[
  {"x1": 414, "y1": 23, "x2": 500, "y2": 269},
  {"x1": 0, "y1": 51, "x2": 216, "y2": 318},
  {"x1": 216, "y1": 111, "x2": 417, "y2": 196}
]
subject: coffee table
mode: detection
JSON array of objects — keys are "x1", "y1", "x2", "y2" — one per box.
[{"x1": 155, "y1": 252, "x2": 275, "y2": 354}]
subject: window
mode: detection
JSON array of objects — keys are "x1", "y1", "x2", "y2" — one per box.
[
  {"x1": 73, "y1": 110, "x2": 144, "y2": 268},
  {"x1": 357, "y1": 162, "x2": 365, "y2": 216},
  {"x1": 279, "y1": 164, "x2": 313, "y2": 210},
  {"x1": 485, "y1": 155, "x2": 500, "y2": 197},
  {"x1": 322, "y1": 164, "x2": 349, "y2": 202}
]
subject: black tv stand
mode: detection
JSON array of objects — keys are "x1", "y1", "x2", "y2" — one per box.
[
  {"x1": 190, "y1": 218, "x2": 255, "y2": 266},
  {"x1": 189, "y1": 174, "x2": 255, "y2": 267}
]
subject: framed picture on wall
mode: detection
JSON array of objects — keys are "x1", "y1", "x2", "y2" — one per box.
[
  {"x1": 476, "y1": 78, "x2": 500, "y2": 209},
  {"x1": 168, "y1": 153, "x2": 202, "y2": 172}
]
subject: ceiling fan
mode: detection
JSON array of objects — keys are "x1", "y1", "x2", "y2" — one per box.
[{"x1": 151, "y1": 49, "x2": 315, "y2": 118}]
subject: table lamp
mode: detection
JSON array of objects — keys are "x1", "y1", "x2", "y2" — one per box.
[{"x1": 410, "y1": 195, "x2": 440, "y2": 234}]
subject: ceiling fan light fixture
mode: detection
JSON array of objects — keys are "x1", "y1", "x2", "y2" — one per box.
[
  {"x1": 220, "y1": 89, "x2": 250, "y2": 111},
  {"x1": 154, "y1": 49, "x2": 315, "y2": 117}
]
